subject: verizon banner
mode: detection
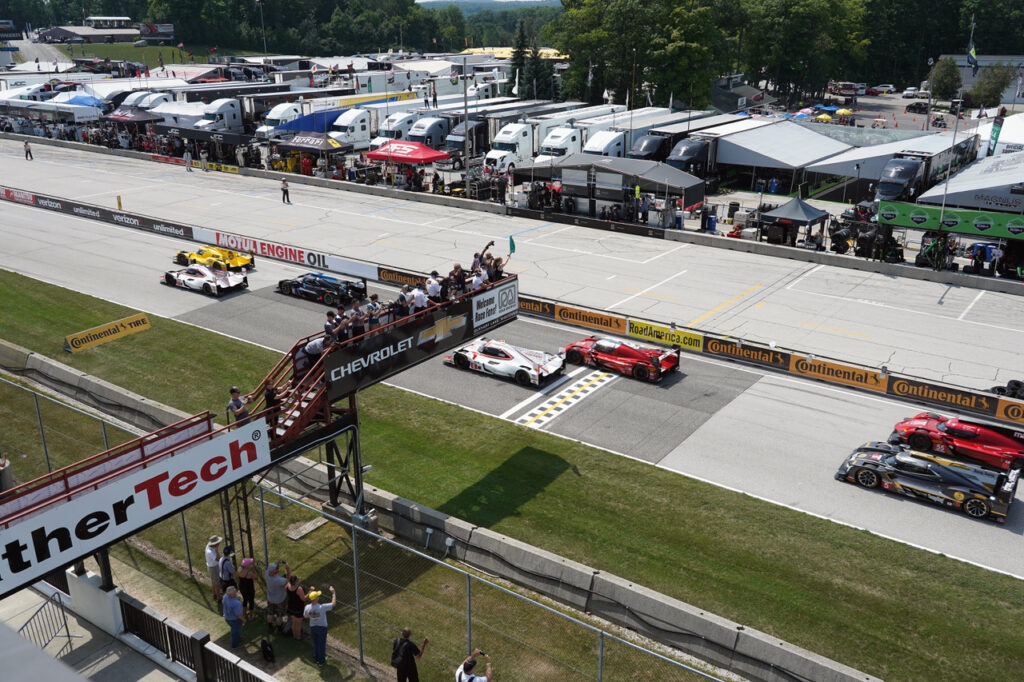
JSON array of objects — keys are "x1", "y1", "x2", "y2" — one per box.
[{"x1": 0, "y1": 426, "x2": 270, "y2": 600}]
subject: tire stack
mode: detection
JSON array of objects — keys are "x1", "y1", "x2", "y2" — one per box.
[{"x1": 991, "y1": 379, "x2": 1024, "y2": 399}]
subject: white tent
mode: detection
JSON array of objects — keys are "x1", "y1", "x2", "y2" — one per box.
[
  {"x1": 714, "y1": 120, "x2": 850, "y2": 170},
  {"x1": 918, "y1": 152, "x2": 1024, "y2": 212},
  {"x1": 805, "y1": 131, "x2": 956, "y2": 179},
  {"x1": 974, "y1": 113, "x2": 1024, "y2": 156}
]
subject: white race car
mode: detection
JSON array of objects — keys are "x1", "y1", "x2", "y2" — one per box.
[
  {"x1": 444, "y1": 338, "x2": 565, "y2": 386},
  {"x1": 162, "y1": 264, "x2": 248, "y2": 297}
]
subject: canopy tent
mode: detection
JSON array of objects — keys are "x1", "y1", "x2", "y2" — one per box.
[
  {"x1": 805, "y1": 131, "x2": 952, "y2": 179},
  {"x1": 151, "y1": 124, "x2": 253, "y2": 146},
  {"x1": 917, "y1": 152, "x2": 1024, "y2": 212},
  {"x1": 365, "y1": 141, "x2": 450, "y2": 164},
  {"x1": 713, "y1": 121, "x2": 851, "y2": 170},
  {"x1": 102, "y1": 106, "x2": 164, "y2": 124},
  {"x1": 276, "y1": 134, "x2": 353, "y2": 154},
  {"x1": 65, "y1": 95, "x2": 103, "y2": 108},
  {"x1": 761, "y1": 197, "x2": 829, "y2": 226},
  {"x1": 974, "y1": 112, "x2": 1024, "y2": 155},
  {"x1": 510, "y1": 153, "x2": 704, "y2": 207}
]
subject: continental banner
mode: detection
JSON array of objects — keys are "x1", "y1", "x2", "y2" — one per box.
[
  {"x1": 788, "y1": 355, "x2": 888, "y2": 393},
  {"x1": 877, "y1": 201, "x2": 1024, "y2": 241},
  {"x1": 995, "y1": 398, "x2": 1024, "y2": 425},
  {"x1": 554, "y1": 305, "x2": 626, "y2": 334},
  {"x1": 885, "y1": 377, "x2": 998, "y2": 415},
  {"x1": 377, "y1": 266, "x2": 424, "y2": 288},
  {"x1": 63, "y1": 313, "x2": 151, "y2": 353},
  {"x1": 703, "y1": 337, "x2": 790, "y2": 370},
  {"x1": 518, "y1": 296, "x2": 555, "y2": 319},
  {"x1": 627, "y1": 319, "x2": 703, "y2": 352}
]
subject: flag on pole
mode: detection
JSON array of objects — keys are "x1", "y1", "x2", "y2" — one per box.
[
  {"x1": 967, "y1": 39, "x2": 979, "y2": 76},
  {"x1": 509, "y1": 236, "x2": 516, "y2": 254},
  {"x1": 669, "y1": 92, "x2": 674, "y2": 110},
  {"x1": 646, "y1": 90, "x2": 653, "y2": 106},
  {"x1": 512, "y1": 69, "x2": 519, "y2": 96},
  {"x1": 586, "y1": 60, "x2": 593, "y2": 86}
]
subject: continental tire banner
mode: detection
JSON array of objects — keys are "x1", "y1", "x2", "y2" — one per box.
[
  {"x1": 554, "y1": 305, "x2": 626, "y2": 334},
  {"x1": 788, "y1": 355, "x2": 888, "y2": 393},
  {"x1": 64, "y1": 313, "x2": 151, "y2": 353},
  {"x1": 377, "y1": 266, "x2": 423, "y2": 288},
  {"x1": 995, "y1": 398, "x2": 1024, "y2": 425},
  {"x1": 703, "y1": 337, "x2": 790, "y2": 370},
  {"x1": 885, "y1": 377, "x2": 998, "y2": 415},
  {"x1": 0, "y1": 426, "x2": 270, "y2": 601},
  {"x1": 519, "y1": 296, "x2": 555, "y2": 319},
  {"x1": 627, "y1": 319, "x2": 703, "y2": 352},
  {"x1": 326, "y1": 299, "x2": 474, "y2": 400}
]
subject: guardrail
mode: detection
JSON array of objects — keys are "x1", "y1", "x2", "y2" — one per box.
[{"x1": 3, "y1": 184, "x2": 1023, "y2": 430}]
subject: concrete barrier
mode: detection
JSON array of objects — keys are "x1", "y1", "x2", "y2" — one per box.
[
  {"x1": 388, "y1": 495, "x2": 476, "y2": 560},
  {"x1": 731, "y1": 628, "x2": 878, "y2": 682},
  {"x1": 464, "y1": 527, "x2": 596, "y2": 611},
  {"x1": 0, "y1": 339, "x2": 31, "y2": 372}
]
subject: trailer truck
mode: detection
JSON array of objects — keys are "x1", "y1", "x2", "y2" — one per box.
[
  {"x1": 533, "y1": 108, "x2": 633, "y2": 165},
  {"x1": 255, "y1": 91, "x2": 419, "y2": 138},
  {"x1": 873, "y1": 134, "x2": 979, "y2": 202},
  {"x1": 625, "y1": 111, "x2": 731, "y2": 161},
  {"x1": 665, "y1": 117, "x2": 777, "y2": 176},
  {"x1": 581, "y1": 108, "x2": 679, "y2": 158},
  {"x1": 371, "y1": 97, "x2": 518, "y2": 151},
  {"x1": 482, "y1": 104, "x2": 623, "y2": 171}
]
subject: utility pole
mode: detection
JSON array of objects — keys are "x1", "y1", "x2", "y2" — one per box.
[
  {"x1": 629, "y1": 48, "x2": 636, "y2": 149},
  {"x1": 463, "y1": 57, "x2": 469, "y2": 175},
  {"x1": 257, "y1": 0, "x2": 267, "y2": 55}
]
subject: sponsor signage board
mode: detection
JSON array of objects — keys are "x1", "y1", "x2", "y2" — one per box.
[
  {"x1": 554, "y1": 305, "x2": 626, "y2": 334},
  {"x1": 518, "y1": 296, "x2": 555, "y2": 319},
  {"x1": 377, "y1": 266, "x2": 424, "y2": 288},
  {"x1": 627, "y1": 319, "x2": 703, "y2": 352},
  {"x1": 885, "y1": 377, "x2": 997, "y2": 415},
  {"x1": 209, "y1": 231, "x2": 376, "y2": 279},
  {"x1": 996, "y1": 398, "x2": 1024, "y2": 425},
  {"x1": 0, "y1": 427, "x2": 270, "y2": 601},
  {"x1": 3, "y1": 188, "x2": 35, "y2": 205},
  {"x1": 64, "y1": 313, "x2": 151, "y2": 353},
  {"x1": 878, "y1": 201, "x2": 1024, "y2": 241},
  {"x1": 471, "y1": 279, "x2": 519, "y2": 334},
  {"x1": 788, "y1": 355, "x2": 888, "y2": 393},
  {"x1": 326, "y1": 299, "x2": 476, "y2": 400},
  {"x1": 703, "y1": 337, "x2": 790, "y2": 370}
]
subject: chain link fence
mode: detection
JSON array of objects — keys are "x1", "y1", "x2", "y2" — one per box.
[{"x1": 2, "y1": 375, "x2": 723, "y2": 681}]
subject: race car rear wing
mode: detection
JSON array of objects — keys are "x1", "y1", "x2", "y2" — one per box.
[{"x1": 996, "y1": 467, "x2": 1021, "y2": 506}]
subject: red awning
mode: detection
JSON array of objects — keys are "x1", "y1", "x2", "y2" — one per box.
[{"x1": 365, "y1": 141, "x2": 450, "y2": 164}]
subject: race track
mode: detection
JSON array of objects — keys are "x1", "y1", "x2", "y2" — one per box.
[
  {"x1": 2, "y1": 202, "x2": 1022, "y2": 579},
  {"x1": 3, "y1": 137, "x2": 1024, "y2": 393}
]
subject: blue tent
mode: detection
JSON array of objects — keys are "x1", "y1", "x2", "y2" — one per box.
[
  {"x1": 818, "y1": 105, "x2": 839, "y2": 112},
  {"x1": 277, "y1": 109, "x2": 346, "y2": 134},
  {"x1": 66, "y1": 95, "x2": 103, "y2": 107}
]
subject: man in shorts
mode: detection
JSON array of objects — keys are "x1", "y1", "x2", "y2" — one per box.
[
  {"x1": 205, "y1": 535, "x2": 223, "y2": 603},
  {"x1": 265, "y1": 560, "x2": 291, "y2": 634}
]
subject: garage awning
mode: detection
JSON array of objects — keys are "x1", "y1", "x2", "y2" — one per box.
[
  {"x1": 276, "y1": 134, "x2": 352, "y2": 154},
  {"x1": 761, "y1": 197, "x2": 828, "y2": 226},
  {"x1": 102, "y1": 106, "x2": 164, "y2": 123},
  {"x1": 151, "y1": 124, "x2": 253, "y2": 145},
  {"x1": 365, "y1": 141, "x2": 450, "y2": 164}
]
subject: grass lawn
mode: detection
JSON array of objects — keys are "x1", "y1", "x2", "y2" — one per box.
[
  {"x1": 2, "y1": 267, "x2": 1023, "y2": 681},
  {"x1": 56, "y1": 44, "x2": 265, "y2": 69}
]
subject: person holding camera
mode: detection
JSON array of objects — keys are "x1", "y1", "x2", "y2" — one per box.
[
  {"x1": 228, "y1": 386, "x2": 251, "y2": 426},
  {"x1": 455, "y1": 649, "x2": 492, "y2": 681}
]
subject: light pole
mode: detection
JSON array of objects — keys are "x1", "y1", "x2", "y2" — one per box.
[
  {"x1": 257, "y1": 0, "x2": 268, "y2": 55},
  {"x1": 925, "y1": 57, "x2": 934, "y2": 130}
]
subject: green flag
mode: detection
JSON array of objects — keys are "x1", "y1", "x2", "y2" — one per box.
[{"x1": 509, "y1": 236, "x2": 516, "y2": 254}]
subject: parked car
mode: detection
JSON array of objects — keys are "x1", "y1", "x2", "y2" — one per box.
[
  {"x1": 873, "y1": 84, "x2": 897, "y2": 94},
  {"x1": 905, "y1": 101, "x2": 930, "y2": 114},
  {"x1": 902, "y1": 87, "x2": 918, "y2": 99},
  {"x1": 916, "y1": 89, "x2": 931, "y2": 99}
]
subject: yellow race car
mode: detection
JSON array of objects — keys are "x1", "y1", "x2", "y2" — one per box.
[{"x1": 174, "y1": 246, "x2": 254, "y2": 272}]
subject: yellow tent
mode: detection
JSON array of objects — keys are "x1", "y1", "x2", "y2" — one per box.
[
  {"x1": 836, "y1": 108, "x2": 854, "y2": 115},
  {"x1": 816, "y1": 113, "x2": 832, "y2": 122}
]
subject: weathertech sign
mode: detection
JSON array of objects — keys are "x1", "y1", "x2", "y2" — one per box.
[
  {"x1": 885, "y1": 378, "x2": 997, "y2": 415},
  {"x1": 0, "y1": 428, "x2": 270, "y2": 600}
]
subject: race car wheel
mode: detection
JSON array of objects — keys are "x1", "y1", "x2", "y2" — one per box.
[
  {"x1": 454, "y1": 353, "x2": 470, "y2": 369},
  {"x1": 175, "y1": 253, "x2": 188, "y2": 265},
  {"x1": 855, "y1": 468, "x2": 880, "y2": 489},
  {"x1": 164, "y1": 273, "x2": 175, "y2": 285},
  {"x1": 213, "y1": 285, "x2": 222, "y2": 298},
  {"x1": 280, "y1": 282, "x2": 293, "y2": 296},
  {"x1": 908, "y1": 432, "x2": 932, "y2": 452},
  {"x1": 514, "y1": 370, "x2": 531, "y2": 386},
  {"x1": 566, "y1": 349, "x2": 582, "y2": 364},
  {"x1": 203, "y1": 283, "x2": 214, "y2": 296},
  {"x1": 632, "y1": 365, "x2": 650, "y2": 381},
  {"x1": 324, "y1": 292, "x2": 339, "y2": 307},
  {"x1": 963, "y1": 498, "x2": 990, "y2": 519}
]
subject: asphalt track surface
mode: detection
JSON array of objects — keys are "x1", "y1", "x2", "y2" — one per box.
[
  {"x1": 2, "y1": 138, "x2": 1024, "y2": 394},
  {"x1": 2, "y1": 203, "x2": 1023, "y2": 580}
]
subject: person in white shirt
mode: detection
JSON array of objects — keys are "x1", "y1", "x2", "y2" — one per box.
[
  {"x1": 304, "y1": 586, "x2": 336, "y2": 667},
  {"x1": 470, "y1": 269, "x2": 485, "y2": 291},
  {"x1": 411, "y1": 283, "x2": 428, "y2": 312},
  {"x1": 205, "y1": 535, "x2": 223, "y2": 602},
  {"x1": 455, "y1": 649, "x2": 492, "y2": 681},
  {"x1": 426, "y1": 271, "x2": 442, "y2": 303}
]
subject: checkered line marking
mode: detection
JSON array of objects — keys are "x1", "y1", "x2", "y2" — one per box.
[{"x1": 516, "y1": 370, "x2": 616, "y2": 429}]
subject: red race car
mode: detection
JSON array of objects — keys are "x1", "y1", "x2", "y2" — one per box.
[
  {"x1": 562, "y1": 336, "x2": 679, "y2": 382},
  {"x1": 890, "y1": 412, "x2": 1024, "y2": 470}
]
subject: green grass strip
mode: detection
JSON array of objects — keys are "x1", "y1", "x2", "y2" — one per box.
[{"x1": 1, "y1": 268, "x2": 1022, "y2": 681}]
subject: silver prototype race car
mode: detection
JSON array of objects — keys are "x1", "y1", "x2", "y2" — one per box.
[
  {"x1": 444, "y1": 338, "x2": 565, "y2": 386},
  {"x1": 163, "y1": 264, "x2": 248, "y2": 297}
]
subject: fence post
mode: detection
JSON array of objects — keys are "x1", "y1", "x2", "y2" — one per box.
[
  {"x1": 258, "y1": 486, "x2": 269, "y2": 568},
  {"x1": 466, "y1": 574, "x2": 472, "y2": 655},
  {"x1": 100, "y1": 420, "x2": 109, "y2": 450},
  {"x1": 180, "y1": 512, "x2": 192, "y2": 575},
  {"x1": 598, "y1": 631, "x2": 604, "y2": 682},
  {"x1": 352, "y1": 523, "x2": 364, "y2": 663},
  {"x1": 33, "y1": 394, "x2": 52, "y2": 472},
  {"x1": 191, "y1": 630, "x2": 211, "y2": 682}
]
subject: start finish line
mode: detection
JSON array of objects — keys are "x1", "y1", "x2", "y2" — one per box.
[{"x1": 0, "y1": 423, "x2": 269, "y2": 600}]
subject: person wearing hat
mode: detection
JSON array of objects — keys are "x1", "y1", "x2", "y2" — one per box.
[
  {"x1": 303, "y1": 585, "x2": 336, "y2": 667},
  {"x1": 237, "y1": 557, "x2": 259, "y2": 622},
  {"x1": 205, "y1": 535, "x2": 223, "y2": 603},
  {"x1": 265, "y1": 560, "x2": 292, "y2": 635},
  {"x1": 228, "y1": 387, "x2": 251, "y2": 426},
  {"x1": 219, "y1": 544, "x2": 237, "y2": 591}
]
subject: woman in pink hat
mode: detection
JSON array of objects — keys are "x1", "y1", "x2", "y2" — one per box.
[{"x1": 237, "y1": 557, "x2": 259, "y2": 622}]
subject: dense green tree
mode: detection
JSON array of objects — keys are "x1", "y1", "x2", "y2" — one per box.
[
  {"x1": 970, "y1": 62, "x2": 1017, "y2": 107},
  {"x1": 930, "y1": 57, "x2": 962, "y2": 100}
]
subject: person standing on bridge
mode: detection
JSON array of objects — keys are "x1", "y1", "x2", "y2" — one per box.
[{"x1": 281, "y1": 178, "x2": 291, "y2": 204}]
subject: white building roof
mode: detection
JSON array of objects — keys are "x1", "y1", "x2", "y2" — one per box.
[
  {"x1": 805, "y1": 132, "x2": 945, "y2": 179},
  {"x1": 715, "y1": 120, "x2": 849, "y2": 169},
  {"x1": 918, "y1": 151, "x2": 1024, "y2": 211}
]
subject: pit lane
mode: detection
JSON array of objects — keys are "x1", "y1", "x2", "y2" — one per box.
[{"x1": 2, "y1": 203, "x2": 1023, "y2": 580}]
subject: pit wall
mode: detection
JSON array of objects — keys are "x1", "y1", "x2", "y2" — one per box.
[{"x1": 6, "y1": 183, "x2": 1020, "y2": 431}]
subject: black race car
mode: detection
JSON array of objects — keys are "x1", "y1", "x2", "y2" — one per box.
[
  {"x1": 277, "y1": 272, "x2": 367, "y2": 306},
  {"x1": 835, "y1": 442, "x2": 1019, "y2": 523}
]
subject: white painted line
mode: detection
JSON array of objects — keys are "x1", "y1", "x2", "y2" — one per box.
[
  {"x1": 785, "y1": 263, "x2": 825, "y2": 290},
  {"x1": 498, "y1": 366, "x2": 587, "y2": 419},
  {"x1": 516, "y1": 370, "x2": 616, "y2": 429},
  {"x1": 958, "y1": 290, "x2": 984, "y2": 320},
  {"x1": 606, "y1": 275, "x2": 616, "y2": 280},
  {"x1": 608, "y1": 269, "x2": 688, "y2": 309},
  {"x1": 639, "y1": 243, "x2": 691, "y2": 264},
  {"x1": 523, "y1": 224, "x2": 573, "y2": 244}
]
